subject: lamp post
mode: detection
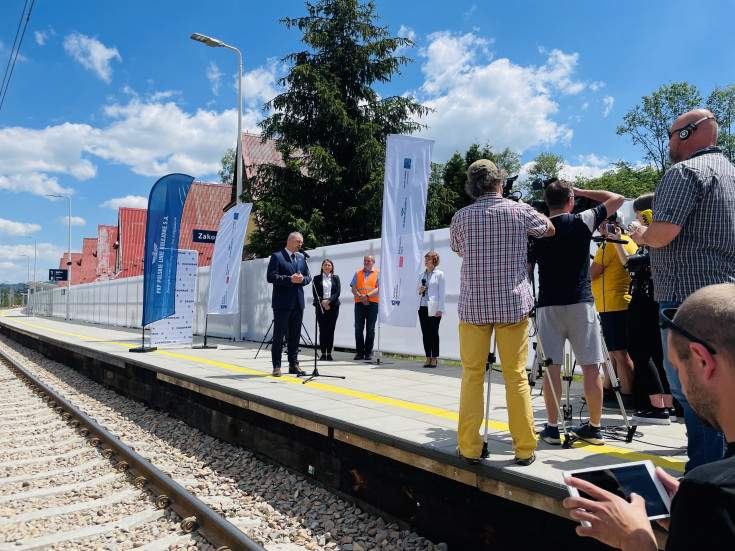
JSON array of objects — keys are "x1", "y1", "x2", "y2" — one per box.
[
  {"x1": 46, "y1": 194, "x2": 72, "y2": 320},
  {"x1": 20, "y1": 254, "x2": 29, "y2": 312},
  {"x1": 24, "y1": 235, "x2": 36, "y2": 315},
  {"x1": 191, "y1": 32, "x2": 244, "y2": 340}
]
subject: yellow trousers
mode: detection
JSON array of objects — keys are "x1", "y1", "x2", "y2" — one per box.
[{"x1": 457, "y1": 319, "x2": 536, "y2": 460}]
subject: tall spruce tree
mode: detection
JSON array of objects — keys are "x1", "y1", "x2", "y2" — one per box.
[{"x1": 244, "y1": 0, "x2": 429, "y2": 256}]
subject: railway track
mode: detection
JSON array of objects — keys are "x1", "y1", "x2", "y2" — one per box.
[
  {"x1": 0, "y1": 349, "x2": 265, "y2": 551},
  {"x1": 0, "y1": 336, "x2": 437, "y2": 551}
]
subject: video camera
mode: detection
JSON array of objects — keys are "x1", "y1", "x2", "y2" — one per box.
[
  {"x1": 503, "y1": 175, "x2": 521, "y2": 202},
  {"x1": 529, "y1": 178, "x2": 600, "y2": 215}
]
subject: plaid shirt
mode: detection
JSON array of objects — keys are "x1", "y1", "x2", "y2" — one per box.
[
  {"x1": 651, "y1": 146, "x2": 735, "y2": 302},
  {"x1": 450, "y1": 193, "x2": 549, "y2": 324}
]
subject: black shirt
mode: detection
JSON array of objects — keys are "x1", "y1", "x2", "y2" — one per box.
[
  {"x1": 531, "y1": 204, "x2": 607, "y2": 307},
  {"x1": 666, "y1": 441, "x2": 735, "y2": 550}
]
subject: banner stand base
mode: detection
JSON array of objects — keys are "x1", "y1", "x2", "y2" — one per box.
[
  {"x1": 130, "y1": 346, "x2": 157, "y2": 353},
  {"x1": 192, "y1": 344, "x2": 217, "y2": 350}
]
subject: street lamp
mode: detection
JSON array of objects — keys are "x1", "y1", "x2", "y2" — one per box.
[
  {"x1": 24, "y1": 235, "x2": 36, "y2": 315},
  {"x1": 20, "y1": 254, "x2": 29, "y2": 312},
  {"x1": 46, "y1": 194, "x2": 72, "y2": 320},
  {"x1": 190, "y1": 33, "x2": 242, "y2": 205},
  {"x1": 191, "y1": 32, "x2": 244, "y2": 341}
]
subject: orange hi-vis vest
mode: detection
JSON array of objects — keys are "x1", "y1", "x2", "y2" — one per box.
[{"x1": 354, "y1": 269, "x2": 379, "y2": 303}]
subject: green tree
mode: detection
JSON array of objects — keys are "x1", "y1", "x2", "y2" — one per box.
[
  {"x1": 437, "y1": 142, "x2": 522, "y2": 227},
  {"x1": 218, "y1": 147, "x2": 238, "y2": 203},
  {"x1": 706, "y1": 84, "x2": 735, "y2": 162},
  {"x1": 245, "y1": 0, "x2": 430, "y2": 256},
  {"x1": 517, "y1": 151, "x2": 565, "y2": 200},
  {"x1": 616, "y1": 82, "x2": 702, "y2": 176},
  {"x1": 424, "y1": 162, "x2": 456, "y2": 231},
  {"x1": 579, "y1": 161, "x2": 659, "y2": 199}
]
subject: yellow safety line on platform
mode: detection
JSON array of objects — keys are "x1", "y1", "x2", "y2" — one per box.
[{"x1": 1, "y1": 311, "x2": 686, "y2": 472}]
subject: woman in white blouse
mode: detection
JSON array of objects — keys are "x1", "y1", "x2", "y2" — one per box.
[
  {"x1": 418, "y1": 252, "x2": 446, "y2": 367},
  {"x1": 312, "y1": 259, "x2": 341, "y2": 361}
]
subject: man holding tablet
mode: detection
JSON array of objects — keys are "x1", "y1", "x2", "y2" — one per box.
[{"x1": 563, "y1": 283, "x2": 735, "y2": 550}]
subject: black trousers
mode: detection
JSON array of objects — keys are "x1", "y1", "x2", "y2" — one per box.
[
  {"x1": 628, "y1": 291, "x2": 670, "y2": 400},
  {"x1": 418, "y1": 306, "x2": 441, "y2": 357},
  {"x1": 272, "y1": 306, "x2": 303, "y2": 368},
  {"x1": 316, "y1": 304, "x2": 339, "y2": 354}
]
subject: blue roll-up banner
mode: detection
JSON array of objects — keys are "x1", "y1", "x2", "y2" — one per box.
[{"x1": 141, "y1": 173, "x2": 194, "y2": 327}]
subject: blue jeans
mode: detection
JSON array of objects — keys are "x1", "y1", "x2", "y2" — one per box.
[
  {"x1": 354, "y1": 301, "x2": 378, "y2": 356},
  {"x1": 660, "y1": 300, "x2": 725, "y2": 472}
]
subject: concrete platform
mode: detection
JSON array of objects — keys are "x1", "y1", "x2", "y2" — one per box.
[{"x1": 0, "y1": 308, "x2": 685, "y2": 549}]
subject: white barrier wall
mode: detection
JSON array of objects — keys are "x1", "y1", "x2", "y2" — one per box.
[
  {"x1": 33, "y1": 228, "x2": 464, "y2": 360},
  {"x1": 31, "y1": 199, "x2": 635, "y2": 363}
]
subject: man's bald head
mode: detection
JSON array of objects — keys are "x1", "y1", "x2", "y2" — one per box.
[{"x1": 668, "y1": 108, "x2": 718, "y2": 164}]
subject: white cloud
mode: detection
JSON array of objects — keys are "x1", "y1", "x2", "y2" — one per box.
[
  {"x1": 100, "y1": 195, "x2": 148, "y2": 210},
  {"x1": 57, "y1": 215, "x2": 85, "y2": 227},
  {"x1": 603, "y1": 95, "x2": 614, "y2": 117},
  {"x1": 240, "y1": 58, "x2": 281, "y2": 108},
  {"x1": 0, "y1": 172, "x2": 75, "y2": 196},
  {"x1": 416, "y1": 33, "x2": 582, "y2": 160},
  {"x1": 0, "y1": 218, "x2": 42, "y2": 238},
  {"x1": 35, "y1": 31, "x2": 48, "y2": 46},
  {"x1": 207, "y1": 61, "x2": 223, "y2": 96},
  {"x1": 590, "y1": 81, "x2": 605, "y2": 91},
  {"x1": 463, "y1": 4, "x2": 478, "y2": 19},
  {"x1": 63, "y1": 32, "x2": 121, "y2": 83}
]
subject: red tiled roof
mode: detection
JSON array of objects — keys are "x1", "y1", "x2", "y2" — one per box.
[
  {"x1": 96, "y1": 225, "x2": 118, "y2": 281},
  {"x1": 178, "y1": 181, "x2": 232, "y2": 266},
  {"x1": 79, "y1": 238, "x2": 98, "y2": 284},
  {"x1": 116, "y1": 207, "x2": 147, "y2": 279},
  {"x1": 57, "y1": 252, "x2": 83, "y2": 287},
  {"x1": 242, "y1": 132, "x2": 283, "y2": 179}
]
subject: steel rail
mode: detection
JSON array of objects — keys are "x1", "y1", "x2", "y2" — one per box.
[{"x1": 0, "y1": 349, "x2": 265, "y2": 551}]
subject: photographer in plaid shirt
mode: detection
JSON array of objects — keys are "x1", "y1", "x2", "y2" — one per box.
[{"x1": 450, "y1": 159, "x2": 554, "y2": 466}]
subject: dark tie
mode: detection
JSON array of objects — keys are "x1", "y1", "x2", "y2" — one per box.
[{"x1": 291, "y1": 253, "x2": 296, "y2": 267}]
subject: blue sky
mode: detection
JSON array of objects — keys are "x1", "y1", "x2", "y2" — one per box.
[{"x1": 1, "y1": 0, "x2": 734, "y2": 284}]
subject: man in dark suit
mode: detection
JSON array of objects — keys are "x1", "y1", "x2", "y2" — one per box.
[{"x1": 267, "y1": 232, "x2": 310, "y2": 377}]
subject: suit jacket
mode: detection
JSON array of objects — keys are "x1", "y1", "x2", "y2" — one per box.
[
  {"x1": 267, "y1": 249, "x2": 311, "y2": 310},
  {"x1": 312, "y1": 273, "x2": 341, "y2": 307}
]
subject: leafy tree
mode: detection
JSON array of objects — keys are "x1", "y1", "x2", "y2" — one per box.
[
  {"x1": 616, "y1": 82, "x2": 702, "y2": 176},
  {"x1": 517, "y1": 151, "x2": 565, "y2": 200},
  {"x1": 218, "y1": 147, "x2": 238, "y2": 203},
  {"x1": 244, "y1": 0, "x2": 430, "y2": 256},
  {"x1": 706, "y1": 84, "x2": 735, "y2": 162},
  {"x1": 578, "y1": 161, "x2": 659, "y2": 199},
  {"x1": 425, "y1": 162, "x2": 456, "y2": 231},
  {"x1": 435, "y1": 142, "x2": 522, "y2": 228}
]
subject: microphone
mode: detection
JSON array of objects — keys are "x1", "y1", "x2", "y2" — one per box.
[
  {"x1": 299, "y1": 248, "x2": 310, "y2": 258},
  {"x1": 640, "y1": 209, "x2": 652, "y2": 226},
  {"x1": 421, "y1": 278, "x2": 426, "y2": 296}
]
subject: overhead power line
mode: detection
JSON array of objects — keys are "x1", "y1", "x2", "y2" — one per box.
[{"x1": 0, "y1": 0, "x2": 36, "y2": 113}]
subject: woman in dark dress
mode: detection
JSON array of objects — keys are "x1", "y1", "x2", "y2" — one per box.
[{"x1": 312, "y1": 259, "x2": 341, "y2": 360}]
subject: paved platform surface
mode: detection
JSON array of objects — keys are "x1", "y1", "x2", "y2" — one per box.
[{"x1": 1, "y1": 308, "x2": 688, "y2": 498}]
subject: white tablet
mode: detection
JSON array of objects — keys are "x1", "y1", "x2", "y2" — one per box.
[{"x1": 562, "y1": 460, "x2": 671, "y2": 523}]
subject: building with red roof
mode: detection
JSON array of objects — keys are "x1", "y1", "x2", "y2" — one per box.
[
  {"x1": 79, "y1": 238, "x2": 98, "y2": 284},
  {"x1": 96, "y1": 224, "x2": 118, "y2": 281}
]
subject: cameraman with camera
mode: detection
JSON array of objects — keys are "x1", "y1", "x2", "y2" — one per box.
[
  {"x1": 612, "y1": 193, "x2": 674, "y2": 425},
  {"x1": 450, "y1": 159, "x2": 554, "y2": 466},
  {"x1": 532, "y1": 180, "x2": 624, "y2": 446}
]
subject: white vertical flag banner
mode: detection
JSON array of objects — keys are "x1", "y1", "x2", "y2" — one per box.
[
  {"x1": 207, "y1": 203, "x2": 252, "y2": 315},
  {"x1": 379, "y1": 134, "x2": 434, "y2": 327},
  {"x1": 151, "y1": 250, "x2": 198, "y2": 346}
]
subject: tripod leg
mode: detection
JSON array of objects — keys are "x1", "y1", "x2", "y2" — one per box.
[
  {"x1": 481, "y1": 336, "x2": 497, "y2": 459},
  {"x1": 255, "y1": 319, "x2": 274, "y2": 359},
  {"x1": 599, "y1": 331, "x2": 636, "y2": 440}
]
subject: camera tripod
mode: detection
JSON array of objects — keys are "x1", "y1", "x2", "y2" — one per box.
[{"x1": 530, "y1": 308, "x2": 636, "y2": 448}]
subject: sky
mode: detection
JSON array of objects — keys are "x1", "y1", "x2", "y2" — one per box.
[{"x1": 1, "y1": 0, "x2": 734, "y2": 284}]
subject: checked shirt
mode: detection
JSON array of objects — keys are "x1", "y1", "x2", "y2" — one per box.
[
  {"x1": 450, "y1": 192, "x2": 549, "y2": 324},
  {"x1": 651, "y1": 146, "x2": 735, "y2": 302}
]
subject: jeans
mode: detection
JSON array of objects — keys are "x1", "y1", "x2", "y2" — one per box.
[
  {"x1": 354, "y1": 301, "x2": 378, "y2": 356},
  {"x1": 660, "y1": 300, "x2": 725, "y2": 472}
]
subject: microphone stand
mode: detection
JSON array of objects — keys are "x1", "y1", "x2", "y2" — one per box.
[{"x1": 302, "y1": 253, "x2": 345, "y2": 384}]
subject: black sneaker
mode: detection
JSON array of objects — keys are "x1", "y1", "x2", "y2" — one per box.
[
  {"x1": 514, "y1": 452, "x2": 536, "y2": 466},
  {"x1": 319, "y1": 354, "x2": 327, "y2": 361},
  {"x1": 632, "y1": 408, "x2": 671, "y2": 425},
  {"x1": 326, "y1": 354, "x2": 334, "y2": 361},
  {"x1": 353, "y1": 353, "x2": 364, "y2": 360},
  {"x1": 570, "y1": 422, "x2": 605, "y2": 445},
  {"x1": 538, "y1": 424, "x2": 561, "y2": 445},
  {"x1": 667, "y1": 407, "x2": 678, "y2": 422},
  {"x1": 364, "y1": 354, "x2": 373, "y2": 360}
]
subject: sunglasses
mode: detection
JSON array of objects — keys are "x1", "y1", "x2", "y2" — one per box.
[{"x1": 659, "y1": 308, "x2": 717, "y2": 355}]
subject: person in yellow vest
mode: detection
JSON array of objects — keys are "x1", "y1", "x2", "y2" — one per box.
[{"x1": 350, "y1": 254, "x2": 380, "y2": 360}]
